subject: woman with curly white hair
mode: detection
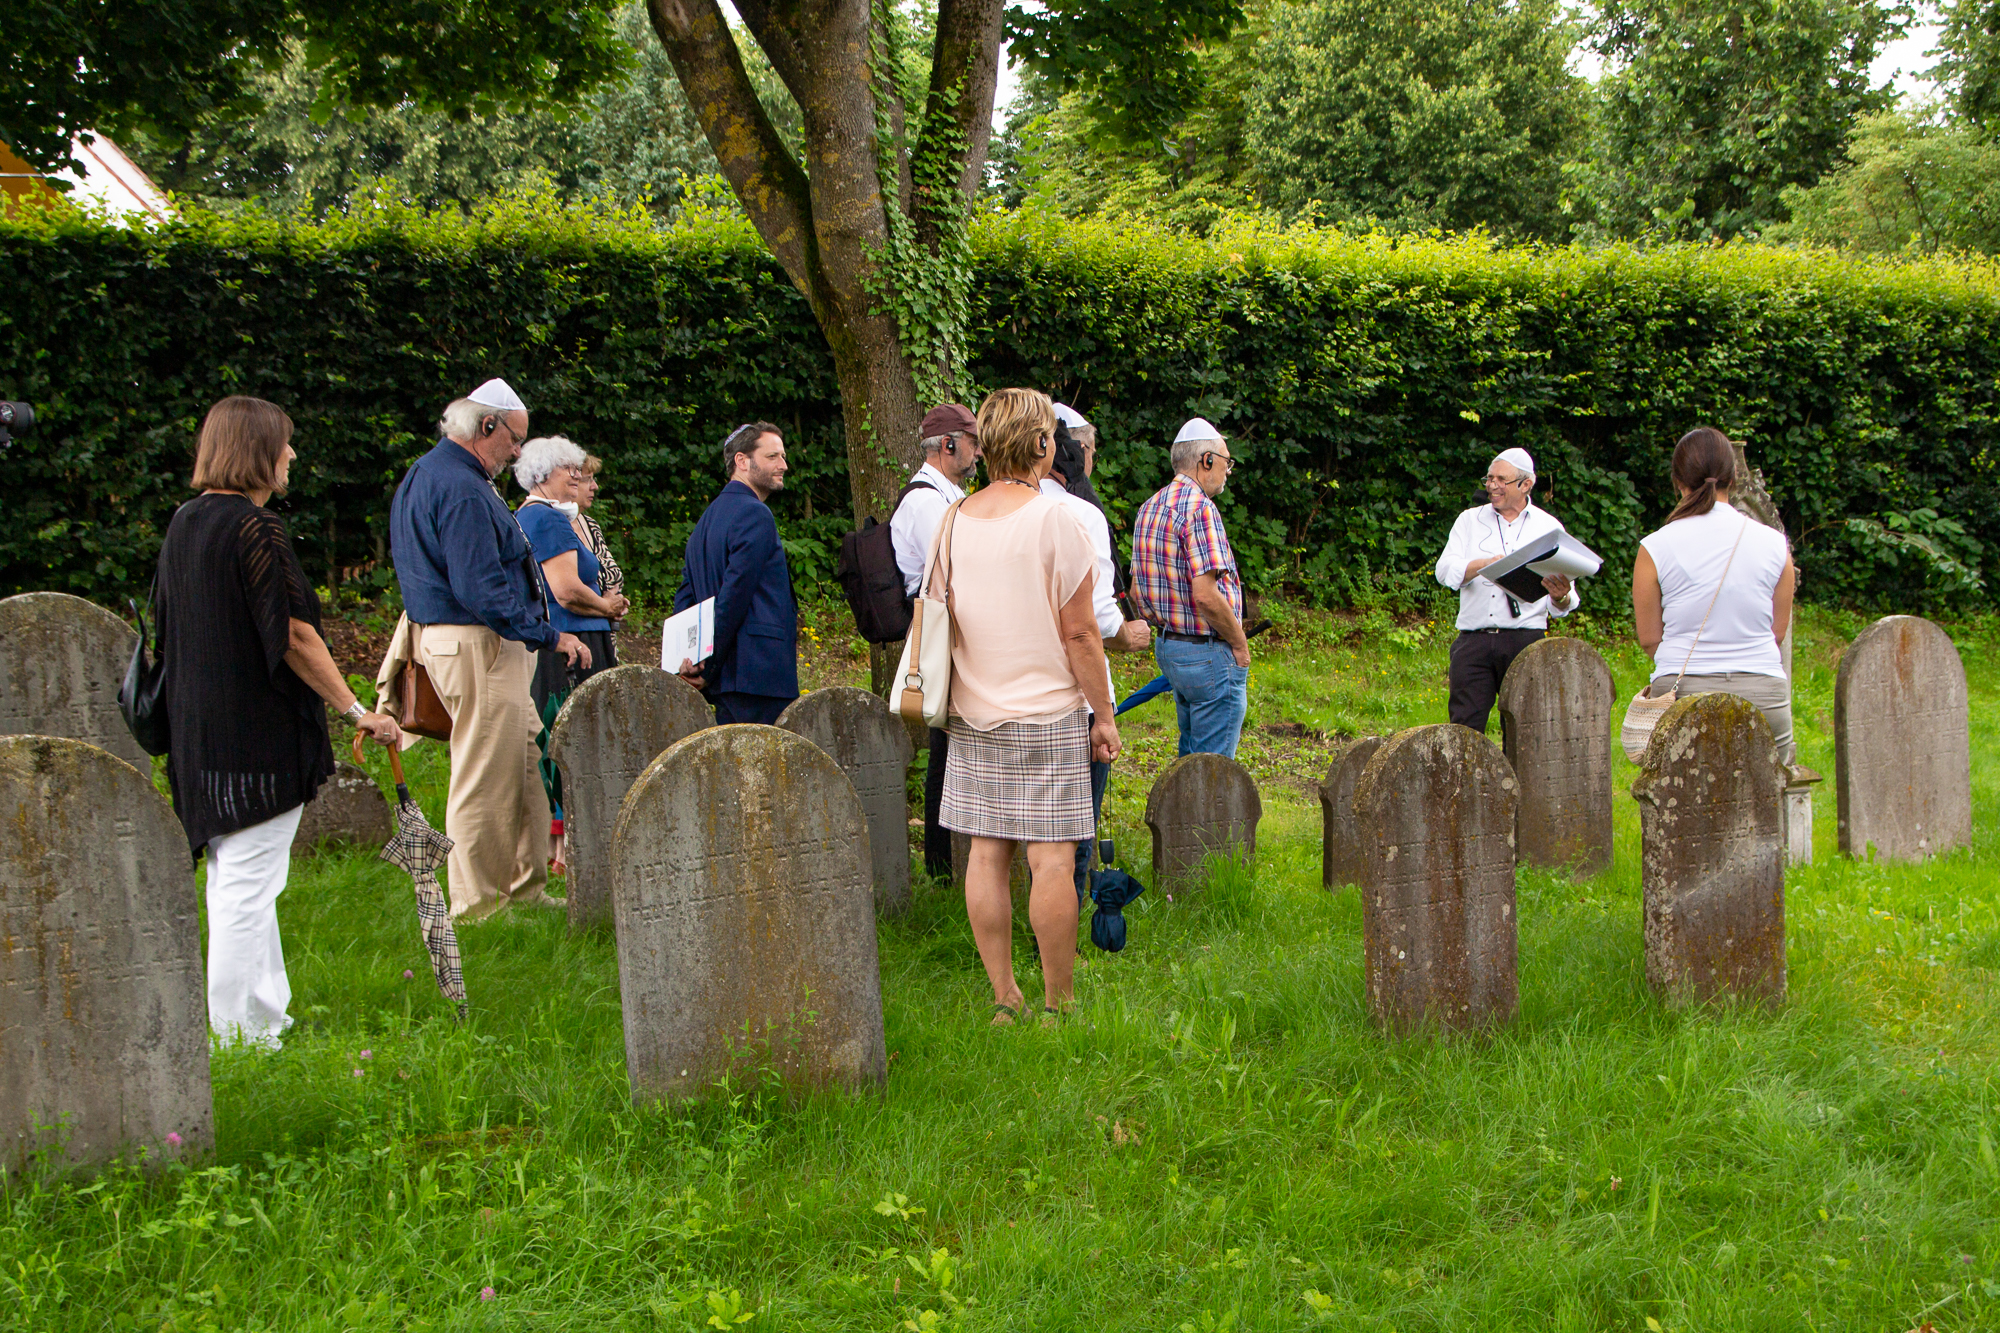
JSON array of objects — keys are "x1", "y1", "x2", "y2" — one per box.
[{"x1": 515, "y1": 435, "x2": 630, "y2": 865}]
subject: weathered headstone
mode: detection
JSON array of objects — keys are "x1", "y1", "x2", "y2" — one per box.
[
  {"x1": 778, "y1": 687, "x2": 914, "y2": 914},
  {"x1": 1497, "y1": 637, "x2": 1614, "y2": 877},
  {"x1": 1355, "y1": 725, "x2": 1518, "y2": 1034},
  {"x1": 1730, "y1": 442, "x2": 1795, "y2": 682},
  {"x1": 550, "y1": 666, "x2": 711, "y2": 930},
  {"x1": 1784, "y1": 764, "x2": 1823, "y2": 866},
  {"x1": 1319, "y1": 735, "x2": 1383, "y2": 890},
  {"x1": 1834, "y1": 615, "x2": 1971, "y2": 862},
  {"x1": 2, "y1": 735, "x2": 211, "y2": 1172},
  {"x1": 611, "y1": 725, "x2": 885, "y2": 1101},
  {"x1": 1631, "y1": 693, "x2": 1786, "y2": 1006},
  {"x1": 1145, "y1": 753, "x2": 1262, "y2": 889},
  {"x1": 292, "y1": 760, "x2": 393, "y2": 853},
  {"x1": 0, "y1": 592, "x2": 146, "y2": 768}
]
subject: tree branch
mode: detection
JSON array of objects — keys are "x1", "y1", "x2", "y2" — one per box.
[
  {"x1": 646, "y1": 0, "x2": 816, "y2": 291},
  {"x1": 922, "y1": 0, "x2": 1006, "y2": 209}
]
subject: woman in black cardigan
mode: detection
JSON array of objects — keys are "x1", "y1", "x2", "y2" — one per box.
[{"x1": 156, "y1": 396, "x2": 400, "y2": 1048}]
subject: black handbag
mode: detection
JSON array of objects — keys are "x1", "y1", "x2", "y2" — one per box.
[{"x1": 120, "y1": 584, "x2": 169, "y2": 756}]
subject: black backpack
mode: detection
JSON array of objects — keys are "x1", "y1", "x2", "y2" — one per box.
[{"x1": 838, "y1": 479, "x2": 936, "y2": 643}]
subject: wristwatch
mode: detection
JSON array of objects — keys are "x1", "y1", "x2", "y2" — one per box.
[{"x1": 343, "y1": 701, "x2": 368, "y2": 723}]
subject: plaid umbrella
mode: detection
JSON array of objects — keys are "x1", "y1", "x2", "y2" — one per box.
[{"x1": 352, "y1": 733, "x2": 467, "y2": 1020}]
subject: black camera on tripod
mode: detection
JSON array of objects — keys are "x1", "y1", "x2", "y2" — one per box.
[{"x1": 0, "y1": 400, "x2": 32, "y2": 449}]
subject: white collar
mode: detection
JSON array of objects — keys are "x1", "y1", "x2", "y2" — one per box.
[
  {"x1": 915, "y1": 460, "x2": 966, "y2": 501},
  {"x1": 523, "y1": 494, "x2": 579, "y2": 518}
]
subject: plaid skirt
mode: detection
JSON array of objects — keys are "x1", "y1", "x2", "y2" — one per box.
[{"x1": 940, "y1": 709, "x2": 1093, "y2": 842}]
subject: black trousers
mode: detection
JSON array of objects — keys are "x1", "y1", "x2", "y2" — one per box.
[
  {"x1": 713, "y1": 692, "x2": 792, "y2": 725},
  {"x1": 1447, "y1": 628, "x2": 1544, "y2": 735},
  {"x1": 923, "y1": 727, "x2": 951, "y2": 876}
]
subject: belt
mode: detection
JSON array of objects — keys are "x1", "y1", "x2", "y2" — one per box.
[
  {"x1": 1461, "y1": 626, "x2": 1542, "y2": 635},
  {"x1": 1160, "y1": 630, "x2": 1216, "y2": 643}
]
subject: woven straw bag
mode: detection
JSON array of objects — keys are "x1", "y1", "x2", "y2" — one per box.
[{"x1": 1619, "y1": 516, "x2": 1749, "y2": 762}]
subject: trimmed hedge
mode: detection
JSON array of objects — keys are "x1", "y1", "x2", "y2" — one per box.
[{"x1": 4, "y1": 195, "x2": 1998, "y2": 614}]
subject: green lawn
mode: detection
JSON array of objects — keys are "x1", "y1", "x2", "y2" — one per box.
[{"x1": 6, "y1": 604, "x2": 1999, "y2": 1332}]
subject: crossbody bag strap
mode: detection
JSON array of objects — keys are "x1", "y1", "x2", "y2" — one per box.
[{"x1": 1670, "y1": 515, "x2": 1750, "y2": 692}]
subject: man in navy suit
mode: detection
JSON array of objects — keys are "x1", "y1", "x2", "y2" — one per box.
[{"x1": 672, "y1": 422, "x2": 800, "y2": 724}]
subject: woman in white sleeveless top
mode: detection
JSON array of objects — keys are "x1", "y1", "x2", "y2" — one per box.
[{"x1": 1632, "y1": 427, "x2": 1798, "y2": 761}]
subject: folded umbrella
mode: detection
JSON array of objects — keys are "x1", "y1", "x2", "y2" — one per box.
[
  {"x1": 1114, "y1": 675, "x2": 1172, "y2": 716},
  {"x1": 352, "y1": 733, "x2": 467, "y2": 1021},
  {"x1": 1087, "y1": 840, "x2": 1148, "y2": 953}
]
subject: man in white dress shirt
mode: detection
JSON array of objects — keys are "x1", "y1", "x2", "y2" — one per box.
[
  {"x1": 890, "y1": 403, "x2": 982, "y2": 877},
  {"x1": 1046, "y1": 404, "x2": 1150, "y2": 900},
  {"x1": 1433, "y1": 448, "x2": 1579, "y2": 735}
]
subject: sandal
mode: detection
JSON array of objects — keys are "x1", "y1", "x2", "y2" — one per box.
[{"x1": 990, "y1": 1001, "x2": 1023, "y2": 1027}]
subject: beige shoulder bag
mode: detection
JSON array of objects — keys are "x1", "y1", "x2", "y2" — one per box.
[
  {"x1": 895, "y1": 498, "x2": 964, "y2": 728},
  {"x1": 1620, "y1": 516, "x2": 1749, "y2": 762}
]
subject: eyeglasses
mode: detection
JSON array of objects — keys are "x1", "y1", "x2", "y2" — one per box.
[
  {"x1": 1482, "y1": 474, "x2": 1526, "y2": 489},
  {"x1": 1207, "y1": 452, "x2": 1235, "y2": 472}
]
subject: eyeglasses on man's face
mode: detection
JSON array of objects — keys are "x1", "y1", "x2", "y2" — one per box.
[{"x1": 1482, "y1": 473, "x2": 1525, "y2": 489}]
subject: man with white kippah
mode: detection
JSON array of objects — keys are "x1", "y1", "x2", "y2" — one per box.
[
  {"x1": 389, "y1": 377, "x2": 590, "y2": 921},
  {"x1": 1130, "y1": 416, "x2": 1250, "y2": 758},
  {"x1": 1433, "y1": 446, "x2": 1578, "y2": 735}
]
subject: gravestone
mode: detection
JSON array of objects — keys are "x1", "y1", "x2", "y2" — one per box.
[
  {"x1": 1145, "y1": 754, "x2": 1262, "y2": 890},
  {"x1": 1730, "y1": 442, "x2": 1795, "y2": 682},
  {"x1": 0, "y1": 592, "x2": 146, "y2": 768},
  {"x1": 1319, "y1": 736, "x2": 1383, "y2": 890},
  {"x1": 1784, "y1": 765, "x2": 1823, "y2": 866},
  {"x1": 778, "y1": 688, "x2": 914, "y2": 914},
  {"x1": 292, "y1": 760, "x2": 393, "y2": 853},
  {"x1": 2, "y1": 735, "x2": 211, "y2": 1172},
  {"x1": 550, "y1": 666, "x2": 711, "y2": 930},
  {"x1": 1355, "y1": 725, "x2": 1519, "y2": 1034},
  {"x1": 611, "y1": 725, "x2": 885, "y2": 1101},
  {"x1": 1497, "y1": 637, "x2": 1614, "y2": 877},
  {"x1": 1834, "y1": 615, "x2": 1971, "y2": 862},
  {"x1": 1631, "y1": 693, "x2": 1786, "y2": 1006}
]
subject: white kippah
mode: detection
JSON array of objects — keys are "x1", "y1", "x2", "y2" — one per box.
[
  {"x1": 1053, "y1": 402, "x2": 1090, "y2": 430},
  {"x1": 1174, "y1": 416, "x2": 1223, "y2": 445},
  {"x1": 1494, "y1": 447, "x2": 1535, "y2": 477},
  {"x1": 468, "y1": 377, "x2": 527, "y2": 412}
]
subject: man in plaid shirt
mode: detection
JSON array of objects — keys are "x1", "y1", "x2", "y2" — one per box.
[{"x1": 1130, "y1": 417, "x2": 1251, "y2": 757}]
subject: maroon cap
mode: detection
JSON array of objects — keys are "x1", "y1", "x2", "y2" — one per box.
[{"x1": 920, "y1": 403, "x2": 978, "y2": 438}]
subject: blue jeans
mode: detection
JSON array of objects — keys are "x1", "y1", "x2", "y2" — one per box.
[{"x1": 1153, "y1": 636, "x2": 1249, "y2": 759}]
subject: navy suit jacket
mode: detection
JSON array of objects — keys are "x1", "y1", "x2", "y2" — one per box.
[{"x1": 674, "y1": 480, "x2": 799, "y2": 700}]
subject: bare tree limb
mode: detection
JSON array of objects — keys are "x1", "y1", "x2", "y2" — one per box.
[{"x1": 646, "y1": 0, "x2": 816, "y2": 293}]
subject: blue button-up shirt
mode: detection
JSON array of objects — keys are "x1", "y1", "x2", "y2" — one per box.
[{"x1": 389, "y1": 439, "x2": 557, "y2": 649}]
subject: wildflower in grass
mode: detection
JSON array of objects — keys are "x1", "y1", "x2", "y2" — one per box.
[
  {"x1": 481, "y1": 1286, "x2": 496, "y2": 1301},
  {"x1": 360, "y1": 1049, "x2": 372, "y2": 1059},
  {"x1": 404, "y1": 970, "x2": 414, "y2": 980},
  {"x1": 352, "y1": 1068, "x2": 364, "y2": 1077},
  {"x1": 166, "y1": 1132, "x2": 182, "y2": 1147}
]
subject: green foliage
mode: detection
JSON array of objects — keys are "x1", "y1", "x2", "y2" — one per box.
[
  {"x1": 1576, "y1": 0, "x2": 1906, "y2": 241},
  {"x1": 1003, "y1": 0, "x2": 1247, "y2": 144},
  {"x1": 1770, "y1": 108, "x2": 2000, "y2": 255},
  {"x1": 1243, "y1": 0, "x2": 1588, "y2": 239},
  {"x1": 1936, "y1": 0, "x2": 2000, "y2": 128},
  {"x1": 124, "y1": 5, "x2": 802, "y2": 221},
  {"x1": 0, "y1": 0, "x2": 629, "y2": 176},
  {"x1": 6, "y1": 200, "x2": 2000, "y2": 613}
]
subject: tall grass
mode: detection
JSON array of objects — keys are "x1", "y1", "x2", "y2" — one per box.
[{"x1": 4, "y1": 606, "x2": 1997, "y2": 1331}]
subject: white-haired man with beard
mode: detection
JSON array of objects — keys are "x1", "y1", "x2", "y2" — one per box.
[{"x1": 1433, "y1": 447, "x2": 1578, "y2": 735}]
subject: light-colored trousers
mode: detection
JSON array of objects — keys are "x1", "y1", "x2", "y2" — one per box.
[
  {"x1": 419, "y1": 623, "x2": 551, "y2": 920},
  {"x1": 206, "y1": 803, "x2": 304, "y2": 1048},
  {"x1": 1648, "y1": 670, "x2": 1795, "y2": 763}
]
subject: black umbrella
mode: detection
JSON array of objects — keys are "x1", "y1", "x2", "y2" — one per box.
[{"x1": 1087, "y1": 839, "x2": 1147, "y2": 953}]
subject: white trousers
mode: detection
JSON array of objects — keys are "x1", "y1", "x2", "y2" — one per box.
[{"x1": 205, "y1": 804, "x2": 304, "y2": 1049}]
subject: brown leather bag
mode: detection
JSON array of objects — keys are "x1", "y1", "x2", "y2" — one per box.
[{"x1": 398, "y1": 661, "x2": 453, "y2": 741}]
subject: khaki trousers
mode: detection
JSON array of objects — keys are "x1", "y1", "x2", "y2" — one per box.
[
  {"x1": 1649, "y1": 671, "x2": 1795, "y2": 764},
  {"x1": 418, "y1": 623, "x2": 551, "y2": 920}
]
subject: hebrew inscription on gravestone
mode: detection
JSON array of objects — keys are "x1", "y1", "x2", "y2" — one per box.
[
  {"x1": 2, "y1": 735, "x2": 212, "y2": 1172},
  {"x1": 1145, "y1": 753, "x2": 1262, "y2": 890},
  {"x1": 1498, "y1": 637, "x2": 1614, "y2": 877},
  {"x1": 1834, "y1": 615, "x2": 1970, "y2": 862},
  {"x1": 778, "y1": 687, "x2": 914, "y2": 914},
  {"x1": 550, "y1": 666, "x2": 712, "y2": 931},
  {"x1": 1355, "y1": 725, "x2": 1519, "y2": 1034},
  {"x1": 1319, "y1": 735, "x2": 1383, "y2": 890},
  {"x1": 1632, "y1": 692, "x2": 1786, "y2": 1006},
  {"x1": 611, "y1": 725, "x2": 885, "y2": 1101},
  {"x1": 0, "y1": 591, "x2": 146, "y2": 768}
]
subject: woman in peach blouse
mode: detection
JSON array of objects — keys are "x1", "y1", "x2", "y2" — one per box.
[{"x1": 928, "y1": 387, "x2": 1120, "y2": 1024}]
